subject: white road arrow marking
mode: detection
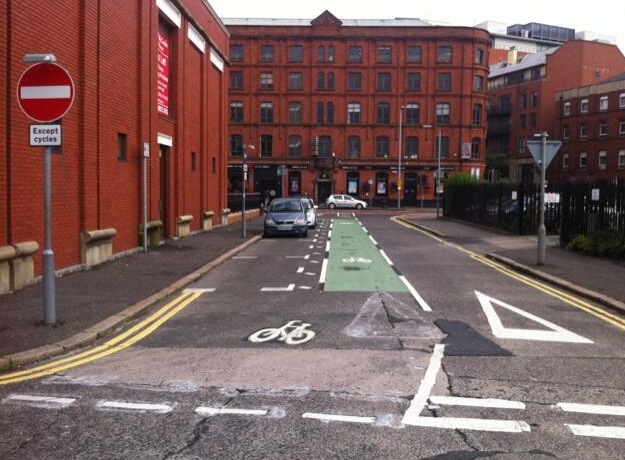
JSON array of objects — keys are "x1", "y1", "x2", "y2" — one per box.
[{"x1": 475, "y1": 291, "x2": 593, "y2": 343}]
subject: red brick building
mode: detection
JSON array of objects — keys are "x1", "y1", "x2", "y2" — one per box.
[
  {"x1": 552, "y1": 73, "x2": 625, "y2": 182},
  {"x1": 1, "y1": 0, "x2": 230, "y2": 276},
  {"x1": 487, "y1": 40, "x2": 625, "y2": 183},
  {"x1": 224, "y1": 11, "x2": 490, "y2": 207}
]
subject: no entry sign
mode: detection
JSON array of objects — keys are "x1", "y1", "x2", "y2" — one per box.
[{"x1": 17, "y1": 62, "x2": 74, "y2": 123}]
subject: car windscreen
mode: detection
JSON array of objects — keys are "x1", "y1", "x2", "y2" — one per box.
[{"x1": 270, "y1": 201, "x2": 302, "y2": 212}]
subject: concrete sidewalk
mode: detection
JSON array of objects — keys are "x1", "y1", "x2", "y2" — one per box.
[
  {"x1": 399, "y1": 211, "x2": 625, "y2": 314},
  {"x1": 0, "y1": 217, "x2": 264, "y2": 370}
]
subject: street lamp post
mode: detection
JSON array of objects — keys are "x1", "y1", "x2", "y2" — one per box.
[
  {"x1": 241, "y1": 144, "x2": 254, "y2": 238},
  {"x1": 436, "y1": 127, "x2": 442, "y2": 218},
  {"x1": 397, "y1": 105, "x2": 404, "y2": 209}
]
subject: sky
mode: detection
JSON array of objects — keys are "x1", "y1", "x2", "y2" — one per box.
[{"x1": 208, "y1": 0, "x2": 625, "y2": 55}]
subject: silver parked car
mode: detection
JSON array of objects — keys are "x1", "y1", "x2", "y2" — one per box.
[
  {"x1": 325, "y1": 194, "x2": 367, "y2": 209},
  {"x1": 263, "y1": 198, "x2": 308, "y2": 237}
]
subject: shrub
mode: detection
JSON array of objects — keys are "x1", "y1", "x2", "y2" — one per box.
[{"x1": 566, "y1": 231, "x2": 625, "y2": 260}]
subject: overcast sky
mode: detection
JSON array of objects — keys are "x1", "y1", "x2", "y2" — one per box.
[{"x1": 209, "y1": 0, "x2": 625, "y2": 55}]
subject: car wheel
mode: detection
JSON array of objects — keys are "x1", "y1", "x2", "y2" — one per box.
[
  {"x1": 356, "y1": 204, "x2": 363, "y2": 210},
  {"x1": 328, "y1": 203, "x2": 336, "y2": 209}
]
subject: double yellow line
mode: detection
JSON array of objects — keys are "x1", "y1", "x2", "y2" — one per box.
[
  {"x1": 393, "y1": 216, "x2": 625, "y2": 332},
  {"x1": 0, "y1": 290, "x2": 203, "y2": 386}
]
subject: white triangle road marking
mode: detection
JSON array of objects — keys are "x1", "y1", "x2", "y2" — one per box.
[{"x1": 475, "y1": 291, "x2": 593, "y2": 344}]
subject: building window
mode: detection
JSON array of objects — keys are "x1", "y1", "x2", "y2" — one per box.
[
  {"x1": 474, "y1": 48, "x2": 485, "y2": 64},
  {"x1": 117, "y1": 133, "x2": 127, "y2": 161},
  {"x1": 347, "y1": 136, "x2": 361, "y2": 158},
  {"x1": 598, "y1": 150, "x2": 607, "y2": 170},
  {"x1": 347, "y1": 172, "x2": 359, "y2": 195},
  {"x1": 375, "y1": 173, "x2": 388, "y2": 195},
  {"x1": 317, "y1": 46, "x2": 325, "y2": 62},
  {"x1": 230, "y1": 101, "x2": 243, "y2": 123},
  {"x1": 375, "y1": 136, "x2": 390, "y2": 158},
  {"x1": 190, "y1": 151, "x2": 196, "y2": 172},
  {"x1": 437, "y1": 136, "x2": 450, "y2": 159},
  {"x1": 230, "y1": 134, "x2": 243, "y2": 157},
  {"x1": 618, "y1": 150, "x2": 625, "y2": 169},
  {"x1": 473, "y1": 75, "x2": 484, "y2": 92},
  {"x1": 620, "y1": 121, "x2": 625, "y2": 137},
  {"x1": 318, "y1": 135, "x2": 332, "y2": 157},
  {"x1": 563, "y1": 101, "x2": 571, "y2": 116},
  {"x1": 407, "y1": 72, "x2": 421, "y2": 91},
  {"x1": 260, "y1": 102, "x2": 273, "y2": 123},
  {"x1": 288, "y1": 135, "x2": 302, "y2": 157},
  {"x1": 580, "y1": 98, "x2": 589, "y2": 113},
  {"x1": 288, "y1": 171, "x2": 301, "y2": 195},
  {"x1": 289, "y1": 102, "x2": 302, "y2": 124},
  {"x1": 327, "y1": 102, "x2": 335, "y2": 124},
  {"x1": 260, "y1": 72, "x2": 274, "y2": 90},
  {"x1": 580, "y1": 123, "x2": 588, "y2": 139},
  {"x1": 471, "y1": 138, "x2": 481, "y2": 159},
  {"x1": 230, "y1": 71, "x2": 243, "y2": 89},
  {"x1": 620, "y1": 93, "x2": 625, "y2": 108},
  {"x1": 377, "y1": 46, "x2": 392, "y2": 63},
  {"x1": 406, "y1": 103, "x2": 420, "y2": 125},
  {"x1": 530, "y1": 92, "x2": 538, "y2": 108},
  {"x1": 377, "y1": 73, "x2": 392, "y2": 91},
  {"x1": 520, "y1": 93, "x2": 527, "y2": 110},
  {"x1": 529, "y1": 112, "x2": 537, "y2": 128},
  {"x1": 347, "y1": 72, "x2": 362, "y2": 91},
  {"x1": 260, "y1": 45, "x2": 274, "y2": 62},
  {"x1": 599, "y1": 96, "x2": 609, "y2": 112},
  {"x1": 518, "y1": 137, "x2": 526, "y2": 154},
  {"x1": 437, "y1": 73, "x2": 451, "y2": 91},
  {"x1": 437, "y1": 46, "x2": 452, "y2": 63},
  {"x1": 327, "y1": 72, "x2": 335, "y2": 90},
  {"x1": 230, "y1": 44, "x2": 243, "y2": 62},
  {"x1": 328, "y1": 46, "x2": 335, "y2": 62},
  {"x1": 347, "y1": 103, "x2": 361, "y2": 124},
  {"x1": 288, "y1": 45, "x2": 303, "y2": 62},
  {"x1": 317, "y1": 72, "x2": 325, "y2": 90},
  {"x1": 260, "y1": 134, "x2": 273, "y2": 157},
  {"x1": 317, "y1": 102, "x2": 324, "y2": 124},
  {"x1": 436, "y1": 103, "x2": 450, "y2": 125},
  {"x1": 405, "y1": 136, "x2": 418, "y2": 158},
  {"x1": 348, "y1": 45, "x2": 362, "y2": 63},
  {"x1": 377, "y1": 103, "x2": 390, "y2": 124},
  {"x1": 599, "y1": 121, "x2": 608, "y2": 138},
  {"x1": 562, "y1": 153, "x2": 569, "y2": 169},
  {"x1": 519, "y1": 114, "x2": 526, "y2": 130},
  {"x1": 407, "y1": 46, "x2": 422, "y2": 63},
  {"x1": 288, "y1": 72, "x2": 303, "y2": 90},
  {"x1": 472, "y1": 104, "x2": 483, "y2": 126},
  {"x1": 563, "y1": 125, "x2": 570, "y2": 139},
  {"x1": 579, "y1": 152, "x2": 587, "y2": 169}
]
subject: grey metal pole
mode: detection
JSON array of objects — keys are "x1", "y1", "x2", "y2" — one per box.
[
  {"x1": 143, "y1": 153, "x2": 148, "y2": 252},
  {"x1": 242, "y1": 147, "x2": 247, "y2": 238},
  {"x1": 537, "y1": 132, "x2": 547, "y2": 265},
  {"x1": 43, "y1": 145, "x2": 56, "y2": 324},
  {"x1": 397, "y1": 107, "x2": 403, "y2": 209},
  {"x1": 436, "y1": 128, "x2": 442, "y2": 218}
]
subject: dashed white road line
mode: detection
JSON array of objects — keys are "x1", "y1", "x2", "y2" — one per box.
[
  {"x1": 567, "y1": 424, "x2": 625, "y2": 439},
  {"x1": 412, "y1": 416, "x2": 531, "y2": 433},
  {"x1": 399, "y1": 276, "x2": 432, "y2": 312},
  {"x1": 97, "y1": 400, "x2": 174, "y2": 413},
  {"x1": 196, "y1": 407, "x2": 268, "y2": 417},
  {"x1": 2, "y1": 394, "x2": 76, "y2": 408},
  {"x1": 261, "y1": 284, "x2": 295, "y2": 292},
  {"x1": 302, "y1": 412, "x2": 376, "y2": 424},
  {"x1": 430, "y1": 396, "x2": 525, "y2": 410},
  {"x1": 557, "y1": 402, "x2": 625, "y2": 416}
]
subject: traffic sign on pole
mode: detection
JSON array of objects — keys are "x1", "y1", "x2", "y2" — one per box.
[
  {"x1": 17, "y1": 62, "x2": 75, "y2": 123},
  {"x1": 526, "y1": 140, "x2": 561, "y2": 168}
]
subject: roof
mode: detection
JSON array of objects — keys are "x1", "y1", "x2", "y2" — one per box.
[
  {"x1": 222, "y1": 17, "x2": 432, "y2": 28},
  {"x1": 488, "y1": 48, "x2": 558, "y2": 78},
  {"x1": 599, "y1": 71, "x2": 625, "y2": 84}
]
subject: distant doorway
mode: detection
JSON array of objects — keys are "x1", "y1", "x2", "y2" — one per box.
[
  {"x1": 317, "y1": 180, "x2": 332, "y2": 204},
  {"x1": 404, "y1": 173, "x2": 418, "y2": 206},
  {"x1": 159, "y1": 145, "x2": 169, "y2": 237}
]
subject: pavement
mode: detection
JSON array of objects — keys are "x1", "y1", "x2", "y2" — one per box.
[{"x1": 1, "y1": 209, "x2": 624, "y2": 372}]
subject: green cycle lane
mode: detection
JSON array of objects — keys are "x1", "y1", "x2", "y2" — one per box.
[{"x1": 323, "y1": 218, "x2": 408, "y2": 292}]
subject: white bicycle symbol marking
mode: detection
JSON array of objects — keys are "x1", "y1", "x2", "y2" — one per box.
[
  {"x1": 342, "y1": 256, "x2": 372, "y2": 264},
  {"x1": 248, "y1": 320, "x2": 316, "y2": 345}
]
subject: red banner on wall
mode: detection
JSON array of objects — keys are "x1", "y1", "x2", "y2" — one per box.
[{"x1": 157, "y1": 31, "x2": 170, "y2": 116}]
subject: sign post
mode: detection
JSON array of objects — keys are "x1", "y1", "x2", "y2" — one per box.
[
  {"x1": 18, "y1": 58, "x2": 75, "y2": 325},
  {"x1": 527, "y1": 133, "x2": 561, "y2": 266}
]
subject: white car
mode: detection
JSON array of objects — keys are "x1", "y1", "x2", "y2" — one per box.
[{"x1": 325, "y1": 194, "x2": 367, "y2": 209}]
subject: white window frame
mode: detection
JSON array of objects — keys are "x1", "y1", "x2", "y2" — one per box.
[
  {"x1": 599, "y1": 121, "x2": 608, "y2": 138},
  {"x1": 579, "y1": 152, "x2": 587, "y2": 169},
  {"x1": 620, "y1": 93, "x2": 625, "y2": 108},
  {"x1": 562, "y1": 153, "x2": 569, "y2": 169},
  {"x1": 619, "y1": 121, "x2": 625, "y2": 137},
  {"x1": 618, "y1": 150, "x2": 625, "y2": 169},
  {"x1": 599, "y1": 96, "x2": 609, "y2": 112},
  {"x1": 598, "y1": 150, "x2": 607, "y2": 170},
  {"x1": 580, "y1": 124, "x2": 588, "y2": 139},
  {"x1": 580, "y1": 98, "x2": 589, "y2": 114},
  {"x1": 563, "y1": 101, "x2": 571, "y2": 116}
]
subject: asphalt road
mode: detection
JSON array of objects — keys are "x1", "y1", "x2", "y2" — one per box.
[{"x1": 0, "y1": 212, "x2": 624, "y2": 459}]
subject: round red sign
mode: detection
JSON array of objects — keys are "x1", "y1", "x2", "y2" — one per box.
[{"x1": 17, "y1": 62, "x2": 75, "y2": 123}]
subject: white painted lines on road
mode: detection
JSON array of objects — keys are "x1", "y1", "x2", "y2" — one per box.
[
  {"x1": 183, "y1": 288, "x2": 216, "y2": 293},
  {"x1": 402, "y1": 344, "x2": 445, "y2": 425},
  {"x1": 411, "y1": 416, "x2": 531, "y2": 433},
  {"x1": 96, "y1": 400, "x2": 174, "y2": 413},
  {"x1": 566, "y1": 424, "x2": 625, "y2": 440},
  {"x1": 232, "y1": 256, "x2": 258, "y2": 260},
  {"x1": 476, "y1": 291, "x2": 593, "y2": 344},
  {"x1": 430, "y1": 396, "x2": 525, "y2": 410},
  {"x1": 399, "y1": 276, "x2": 432, "y2": 312},
  {"x1": 302, "y1": 412, "x2": 376, "y2": 424},
  {"x1": 196, "y1": 407, "x2": 268, "y2": 417},
  {"x1": 297, "y1": 267, "x2": 305, "y2": 274},
  {"x1": 557, "y1": 402, "x2": 625, "y2": 416},
  {"x1": 261, "y1": 284, "x2": 295, "y2": 292},
  {"x1": 2, "y1": 394, "x2": 76, "y2": 409}
]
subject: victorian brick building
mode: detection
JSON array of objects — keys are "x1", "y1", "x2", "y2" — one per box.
[
  {"x1": 223, "y1": 11, "x2": 490, "y2": 206},
  {"x1": 1, "y1": 0, "x2": 230, "y2": 280}
]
